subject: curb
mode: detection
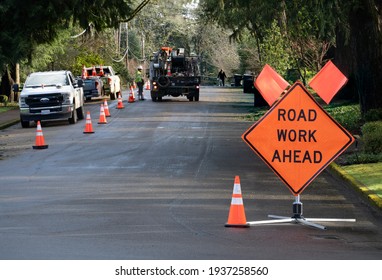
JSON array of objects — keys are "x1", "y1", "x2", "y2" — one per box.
[
  {"x1": 328, "y1": 162, "x2": 382, "y2": 209},
  {"x1": 0, "y1": 119, "x2": 19, "y2": 130}
]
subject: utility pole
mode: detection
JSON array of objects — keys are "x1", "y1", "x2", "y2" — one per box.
[
  {"x1": 125, "y1": 22, "x2": 129, "y2": 70},
  {"x1": 141, "y1": 32, "x2": 145, "y2": 69}
]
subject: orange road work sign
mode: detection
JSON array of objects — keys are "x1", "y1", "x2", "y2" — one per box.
[{"x1": 242, "y1": 82, "x2": 354, "y2": 195}]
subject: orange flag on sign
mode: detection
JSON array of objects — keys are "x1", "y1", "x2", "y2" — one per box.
[
  {"x1": 254, "y1": 64, "x2": 290, "y2": 106},
  {"x1": 308, "y1": 60, "x2": 348, "y2": 104}
]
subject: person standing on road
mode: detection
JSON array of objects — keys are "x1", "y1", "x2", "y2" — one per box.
[
  {"x1": 135, "y1": 65, "x2": 145, "y2": 100},
  {"x1": 218, "y1": 69, "x2": 227, "y2": 87}
]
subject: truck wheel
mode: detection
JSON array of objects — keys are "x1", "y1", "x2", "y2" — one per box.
[
  {"x1": 68, "y1": 106, "x2": 77, "y2": 124},
  {"x1": 151, "y1": 91, "x2": 157, "y2": 102},
  {"x1": 194, "y1": 92, "x2": 199, "y2": 101},
  {"x1": 20, "y1": 117, "x2": 30, "y2": 128},
  {"x1": 77, "y1": 105, "x2": 85, "y2": 120}
]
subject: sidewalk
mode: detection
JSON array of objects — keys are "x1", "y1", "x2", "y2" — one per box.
[
  {"x1": 0, "y1": 108, "x2": 20, "y2": 129},
  {"x1": 0, "y1": 108, "x2": 381, "y2": 209}
]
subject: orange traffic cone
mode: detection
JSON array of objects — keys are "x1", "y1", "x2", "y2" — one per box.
[
  {"x1": 166, "y1": 64, "x2": 171, "y2": 76},
  {"x1": 128, "y1": 86, "x2": 135, "y2": 103},
  {"x1": 103, "y1": 99, "x2": 111, "y2": 117},
  {"x1": 99, "y1": 65, "x2": 104, "y2": 76},
  {"x1": 98, "y1": 104, "x2": 107, "y2": 124},
  {"x1": 81, "y1": 65, "x2": 88, "y2": 79},
  {"x1": 92, "y1": 65, "x2": 97, "y2": 76},
  {"x1": 116, "y1": 93, "x2": 125, "y2": 109},
  {"x1": 83, "y1": 111, "x2": 95, "y2": 134},
  {"x1": 33, "y1": 121, "x2": 48, "y2": 149},
  {"x1": 145, "y1": 80, "x2": 150, "y2": 90},
  {"x1": 225, "y1": 176, "x2": 249, "y2": 227}
]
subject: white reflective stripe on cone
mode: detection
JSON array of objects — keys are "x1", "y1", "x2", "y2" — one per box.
[
  {"x1": 233, "y1": 183, "x2": 242, "y2": 194},
  {"x1": 231, "y1": 197, "x2": 243, "y2": 205}
]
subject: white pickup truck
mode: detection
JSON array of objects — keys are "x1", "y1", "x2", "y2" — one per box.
[
  {"x1": 18, "y1": 70, "x2": 85, "y2": 128},
  {"x1": 84, "y1": 66, "x2": 121, "y2": 100}
]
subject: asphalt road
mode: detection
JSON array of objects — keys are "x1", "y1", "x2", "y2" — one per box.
[{"x1": 0, "y1": 87, "x2": 382, "y2": 260}]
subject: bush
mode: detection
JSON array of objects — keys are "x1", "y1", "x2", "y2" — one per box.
[
  {"x1": 0, "y1": 95, "x2": 8, "y2": 106},
  {"x1": 325, "y1": 104, "x2": 362, "y2": 134},
  {"x1": 364, "y1": 108, "x2": 382, "y2": 122},
  {"x1": 342, "y1": 152, "x2": 382, "y2": 165},
  {"x1": 362, "y1": 121, "x2": 382, "y2": 154}
]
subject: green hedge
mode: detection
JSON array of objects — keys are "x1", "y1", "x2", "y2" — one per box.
[
  {"x1": 0, "y1": 95, "x2": 8, "y2": 106},
  {"x1": 325, "y1": 104, "x2": 362, "y2": 134},
  {"x1": 362, "y1": 121, "x2": 382, "y2": 154}
]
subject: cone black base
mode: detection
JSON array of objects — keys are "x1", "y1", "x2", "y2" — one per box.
[
  {"x1": 33, "y1": 145, "x2": 49, "y2": 149},
  {"x1": 224, "y1": 223, "x2": 250, "y2": 228}
]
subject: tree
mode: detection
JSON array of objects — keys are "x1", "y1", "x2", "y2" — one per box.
[
  {"x1": 200, "y1": 0, "x2": 382, "y2": 117},
  {"x1": 0, "y1": 0, "x2": 150, "y2": 98}
]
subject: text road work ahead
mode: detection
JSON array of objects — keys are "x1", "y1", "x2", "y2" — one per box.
[{"x1": 272, "y1": 108, "x2": 321, "y2": 164}]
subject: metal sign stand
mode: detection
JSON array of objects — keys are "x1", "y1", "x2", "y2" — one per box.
[{"x1": 247, "y1": 195, "x2": 356, "y2": 230}]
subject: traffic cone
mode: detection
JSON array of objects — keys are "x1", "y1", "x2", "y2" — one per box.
[
  {"x1": 225, "y1": 176, "x2": 249, "y2": 228},
  {"x1": 128, "y1": 86, "x2": 135, "y2": 103},
  {"x1": 166, "y1": 64, "x2": 171, "y2": 76},
  {"x1": 81, "y1": 65, "x2": 88, "y2": 79},
  {"x1": 92, "y1": 65, "x2": 97, "y2": 76},
  {"x1": 145, "y1": 80, "x2": 150, "y2": 90},
  {"x1": 99, "y1": 65, "x2": 104, "y2": 76},
  {"x1": 83, "y1": 111, "x2": 95, "y2": 134},
  {"x1": 116, "y1": 93, "x2": 125, "y2": 109},
  {"x1": 98, "y1": 104, "x2": 107, "y2": 124},
  {"x1": 103, "y1": 99, "x2": 111, "y2": 117},
  {"x1": 33, "y1": 121, "x2": 48, "y2": 149}
]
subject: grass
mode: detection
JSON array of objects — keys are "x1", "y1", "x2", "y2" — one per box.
[
  {"x1": 341, "y1": 163, "x2": 382, "y2": 199},
  {"x1": 0, "y1": 103, "x2": 18, "y2": 113}
]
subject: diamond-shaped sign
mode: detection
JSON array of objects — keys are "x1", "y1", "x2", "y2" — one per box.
[
  {"x1": 254, "y1": 64, "x2": 290, "y2": 106},
  {"x1": 308, "y1": 60, "x2": 348, "y2": 104},
  {"x1": 242, "y1": 82, "x2": 354, "y2": 195}
]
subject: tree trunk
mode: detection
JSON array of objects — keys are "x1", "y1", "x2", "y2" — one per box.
[
  {"x1": 0, "y1": 66, "x2": 14, "y2": 102},
  {"x1": 348, "y1": 0, "x2": 382, "y2": 117},
  {"x1": 335, "y1": 27, "x2": 358, "y2": 102}
]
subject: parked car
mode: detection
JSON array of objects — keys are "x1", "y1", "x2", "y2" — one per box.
[{"x1": 18, "y1": 70, "x2": 85, "y2": 128}]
